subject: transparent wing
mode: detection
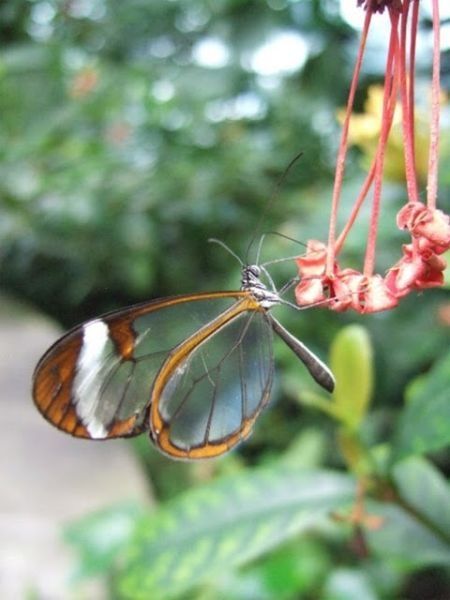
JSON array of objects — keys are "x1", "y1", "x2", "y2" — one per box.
[
  {"x1": 150, "y1": 310, "x2": 274, "y2": 459},
  {"x1": 32, "y1": 292, "x2": 253, "y2": 439}
]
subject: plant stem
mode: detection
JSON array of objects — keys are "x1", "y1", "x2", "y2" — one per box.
[
  {"x1": 325, "y1": 8, "x2": 372, "y2": 276},
  {"x1": 427, "y1": 0, "x2": 441, "y2": 210},
  {"x1": 399, "y1": 0, "x2": 420, "y2": 202},
  {"x1": 363, "y1": 9, "x2": 399, "y2": 278}
]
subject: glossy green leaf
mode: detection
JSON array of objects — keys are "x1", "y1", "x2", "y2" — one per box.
[
  {"x1": 392, "y1": 456, "x2": 450, "y2": 541},
  {"x1": 393, "y1": 349, "x2": 450, "y2": 461},
  {"x1": 211, "y1": 538, "x2": 332, "y2": 600},
  {"x1": 330, "y1": 325, "x2": 373, "y2": 430},
  {"x1": 118, "y1": 466, "x2": 355, "y2": 599},
  {"x1": 365, "y1": 501, "x2": 450, "y2": 568}
]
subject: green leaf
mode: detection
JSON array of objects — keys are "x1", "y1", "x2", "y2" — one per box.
[
  {"x1": 118, "y1": 466, "x2": 355, "y2": 599},
  {"x1": 212, "y1": 538, "x2": 332, "y2": 600},
  {"x1": 254, "y1": 539, "x2": 330, "y2": 599},
  {"x1": 365, "y1": 501, "x2": 450, "y2": 568},
  {"x1": 393, "y1": 349, "x2": 450, "y2": 461},
  {"x1": 392, "y1": 456, "x2": 450, "y2": 542},
  {"x1": 64, "y1": 502, "x2": 145, "y2": 579},
  {"x1": 330, "y1": 325, "x2": 373, "y2": 430}
]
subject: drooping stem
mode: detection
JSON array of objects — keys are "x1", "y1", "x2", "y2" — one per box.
[
  {"x1": 427, "y1": 0, "x2": 441, "y2": 210},
  {"x1": 408, "y1": 0, "x2": 419, "y2": 190},
  {"x1": 325, "y1": 8, "x2": 372, "y2": 277},
  {"x1": 399, "y1": 0, "x2": 419, "y2": 202},
  {"x1": 409, "y1": 0, "x2": 422, "y2": 261},
  {"x1": 363, "y1": 9, "x2": 400, "y2": 278},
  {"x1": 335, "y1": 162, "x2": 376, "y2": 255},
  {"x1": 336, "y1": 59, "x2": 399, "y2": 255}
]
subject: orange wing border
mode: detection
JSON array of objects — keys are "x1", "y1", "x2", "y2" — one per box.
[{"x1": 32, "y1": 291, "x2": 254, "y2": 440}]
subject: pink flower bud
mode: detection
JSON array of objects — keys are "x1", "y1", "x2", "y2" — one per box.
[
  {"x1": 415, "y1": 251, "x2": 447, "y2": 289},
  {"x1": 362, "y1": 275, "x2": 399, "y2": 313},
  {"x1": 396, "y1": 202, "x2": 426, "y2": 231},
  {"x1": 385, "y1": 244, "x2": 426, "y2": 296},
  {"x1": 295, "y1": 240, "x2": 328, "y2": 278},
  {"x1": 294, "y1": 278, "x2": 325, "y2": 306},
  {"x1": 332, "y1": 269, "x2": 365, "y2": 312},
  {"x1": 414, "y1": 208, "x2": 450, "y2": 247}
]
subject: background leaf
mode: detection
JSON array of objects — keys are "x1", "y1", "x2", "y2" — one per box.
[
  {"x1": 392, "y1": 456, "x2": 450, "y2": 544},
  {"x1": 209, "y1": 538, "x2": 332, "y2": 600},
  {"x1": 118, "y1": 465, "x2": 355, "y2": 599},
  {"x1": 363, "y1": 459, "x2": 450, "y2": 570},
  {"x1": 365, "y1": 502, "x2": 450, "y2": 569},
  {"x1": 392, "y1": 349, "x2": 450, "y2": 461}
]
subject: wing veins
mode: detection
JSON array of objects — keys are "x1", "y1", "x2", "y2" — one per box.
[
  {"x1": 135, "y1": 349, "x2": 170, "y2": 363},
  {"x1": 45, "y1": 374, "x2": 63, "y2": 414},
  {"x1": 238, "y1": 342, "x2": 248, "y2": 423},
  {"x1": 203, "y1": 365, "x2": 220, "y2": 445},
  {"x1": 160, "y1": 308, "x2": 274, "y2": 453},
  {"x1": 105, "y1": 360, "x2": 138, "y2": 428},
  {"x1": 54, "y1": 382, "x2": 72, "y2": 427},
  {"x1": 162, "y1": 310, "x2": 257, "y2": 424},
  {"x1": 170, "y1": 311, "x2": 259, "y2": 428},
  {"x1": 98, "y1": 356, "x2": 125, "y2": 398},
  {"x1": 200, "y1": 350, "x2": 216, "y2": 388}
]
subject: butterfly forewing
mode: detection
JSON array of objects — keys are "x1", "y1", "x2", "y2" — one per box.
[
  {"x1": 151, "y1": 309, "x2": 274, "y2": 459},
  {"x1": 32, "y1": 292, "x2": 252, "y2": 440}
]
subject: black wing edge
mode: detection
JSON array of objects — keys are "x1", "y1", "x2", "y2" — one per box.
[{"x1": 268, "y1": 315, "x2": 335, "y2": 393}]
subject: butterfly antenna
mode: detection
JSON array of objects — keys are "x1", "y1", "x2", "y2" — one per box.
[
  {"x1": 261, "y1": 230, "x2": 308, "y2": 249},
  {"x1": 262, "y1": 255, "x2": 304, "y2": 268},
  {"x1": 255, "y1": 232, "x2": 267, "y2": 265},
  {"x1": 244, "y1": 152, "x2": 304, "y2": 263},
  {"x1": 256, "y1": 231, "x2": 309, "y2": 268},
  {"x1": 277, "y1": 276, "x2": 299, "y2": 296},
  {"x1": 208, "y1": 238, "x2": 244, "y2": 266}
]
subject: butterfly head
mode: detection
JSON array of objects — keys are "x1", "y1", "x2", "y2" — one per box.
[{"x1": 241, "y1": 264, "x2": 280, "y2": 308}]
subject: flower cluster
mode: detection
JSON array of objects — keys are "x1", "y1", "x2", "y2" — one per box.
[
  {"x1": 295, "y1": 0, "x2": 448, "y2": 314},
  {"x1": 295, "y1": 201, "x2": 450, "y2": 314},
  {"x1": 295, "y1": 240, "x2": 401, "y2": 313}
]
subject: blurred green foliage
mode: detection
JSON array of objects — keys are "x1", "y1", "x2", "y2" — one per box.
[
  {"x1": 2, "y1": 1, "x2": 450, "y2": 598},
  {"x1": 1, "y1": 0, "x2": 352, "y2": 326}
]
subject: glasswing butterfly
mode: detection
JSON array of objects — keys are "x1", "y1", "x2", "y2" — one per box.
[{"x1": 32, "y1": 256, "x2": 335, "y2": 460}]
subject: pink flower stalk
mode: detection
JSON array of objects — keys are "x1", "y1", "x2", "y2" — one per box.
[{"x1": 295, "y1": 0, "x2": 449, "y2": 314}]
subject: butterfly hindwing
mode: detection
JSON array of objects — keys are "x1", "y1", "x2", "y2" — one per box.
[{"x1": 151, "y1": 308, "x2": 274, "y2": 459}]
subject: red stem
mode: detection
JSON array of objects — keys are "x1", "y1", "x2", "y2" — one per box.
[
  {"x1": 408, "y1": 0, "x2": 419, "y2": 190},
  {"x1": 363, "y1": 9, "x2": 400, "y2": 278},
  {"x1": 336, "y1": 76, "x2": 398, "y2": 255},
  {"x1": 427, "y1": 0, "x2": 441, "y2": 210},
  {"x1": 399, "y1": 0, "x2": 419, "y2": 202},
  {"x1": 325, "y1": 8, "x2": 372, "y2": 277}
]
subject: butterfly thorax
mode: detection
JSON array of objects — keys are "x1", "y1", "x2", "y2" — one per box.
[{"x1": 241, "y1": 265, "x2": 280, "y2": 309}]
